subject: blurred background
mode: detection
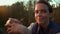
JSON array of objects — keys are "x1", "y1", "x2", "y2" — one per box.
[{"x1": 0, "y1": 0, "x2": 60, "y2": 34}]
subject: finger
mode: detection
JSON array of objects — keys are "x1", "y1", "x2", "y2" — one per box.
[
  {"x1": 9, "y1": 18, "x2": 21, "y2": 24},
  {"x1": 7, "y1": 28, "x2": 11, "y2": 32},
  {"x1": 7, "y1": 27, "x2": 15, "y2": 34},
  {"x1": 5, "y1": 19, "x2": 12, "y2": 27}
]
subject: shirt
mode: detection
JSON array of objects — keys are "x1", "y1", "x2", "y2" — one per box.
[{"x1": 28, "y1": 21, "x2": 60, "y2": 34}]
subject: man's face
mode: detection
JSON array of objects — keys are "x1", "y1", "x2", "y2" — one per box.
[{"x1": 35, "y1": 3, "x2": 50, "y2": 25}]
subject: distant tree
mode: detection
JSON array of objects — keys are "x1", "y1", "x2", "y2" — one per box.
[{"x1": 10, "y1": 2, "x2": 24, "y2": 19}]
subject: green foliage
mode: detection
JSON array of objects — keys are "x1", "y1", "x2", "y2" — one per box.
[{"x1": 6, "y1": 1, "x2": 35, "y2": 26}]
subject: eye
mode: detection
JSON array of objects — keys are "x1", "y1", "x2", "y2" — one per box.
[
  {"x1": 35, "y1": 10, "x2": 39, "y2": 13},
  {"x1": 41, "y1": 9, "x2": 47, "y2": 13}
]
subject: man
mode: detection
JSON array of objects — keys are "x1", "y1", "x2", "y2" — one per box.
[
  {"x1": 28, "y1": 0, "x2": 60, "y2": 34},
  {"x1": 5, "y1": 0, "x2": 60, "y2": 34}
]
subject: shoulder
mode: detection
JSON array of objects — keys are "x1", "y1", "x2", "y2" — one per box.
[
  {"x1": 51, "y1": 21, "x2": 60, "y2": 29},
  {"x1": 50, "y1": 21, "x2": 60, "y2": 33},
  {"x1": 28, "y1": 23, "x2": 36, "y2": 31}
]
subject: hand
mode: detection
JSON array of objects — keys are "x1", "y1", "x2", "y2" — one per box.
[
  {"x1": 5, "y1": 18, "x2": 31, "y2": 34},
  {"x1": 6, "y1": 23, "x2": 24, "y2": 34},
  {"x1": 5, "y1": 18, "x2": 23, "y2": 34}
]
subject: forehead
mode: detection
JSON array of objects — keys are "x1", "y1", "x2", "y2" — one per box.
[{"x1": 35, "y1": 3, "x2": 48, "y2": 10}]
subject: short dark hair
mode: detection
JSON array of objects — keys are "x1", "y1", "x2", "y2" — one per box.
[{"x1": 35, "y1": 0, "x2": 52, "y2": 13}]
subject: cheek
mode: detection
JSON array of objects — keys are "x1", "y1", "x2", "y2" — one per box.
[
  {"x1": 34, "y1": 14, "x2": 40, "y2": 21},
  {"x1": 42, "y1": 13, "x2": 48, "y2": 18},
  {"x1": 35, "y1": 14, "x2": 36, "y2": 20},
  {"x1": 35, "y1": 14, "x2": 38, "y2": 19}
]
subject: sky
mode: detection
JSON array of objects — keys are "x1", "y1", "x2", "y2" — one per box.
[
  {"x1": 53, "y1": 0, "x2": 60, "y2": 3},
  {"x1": 51, "y1": 0, "x2": 60, "y2": 4},
  {"x1": 0, "y1": 0, "x2": 60, "y2": 6},
  {"x1": 0, "y1": 0, "x2": 29, "y2": 6},
  {"x1": 49, "y1": 0, "x2": 60, "y2": 7}
]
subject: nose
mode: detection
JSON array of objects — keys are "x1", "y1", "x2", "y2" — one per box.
[{"x1": 37, "y1": 11, "x2": 42, "y2": 17}]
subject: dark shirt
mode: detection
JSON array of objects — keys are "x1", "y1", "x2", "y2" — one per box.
[{"x1": 32, "y1": 21, "x2": 60, "y2": 34}]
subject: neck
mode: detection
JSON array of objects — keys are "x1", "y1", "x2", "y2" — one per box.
[{"x1": 38, "y1": 21, "x2": 49, "y2": 30}]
